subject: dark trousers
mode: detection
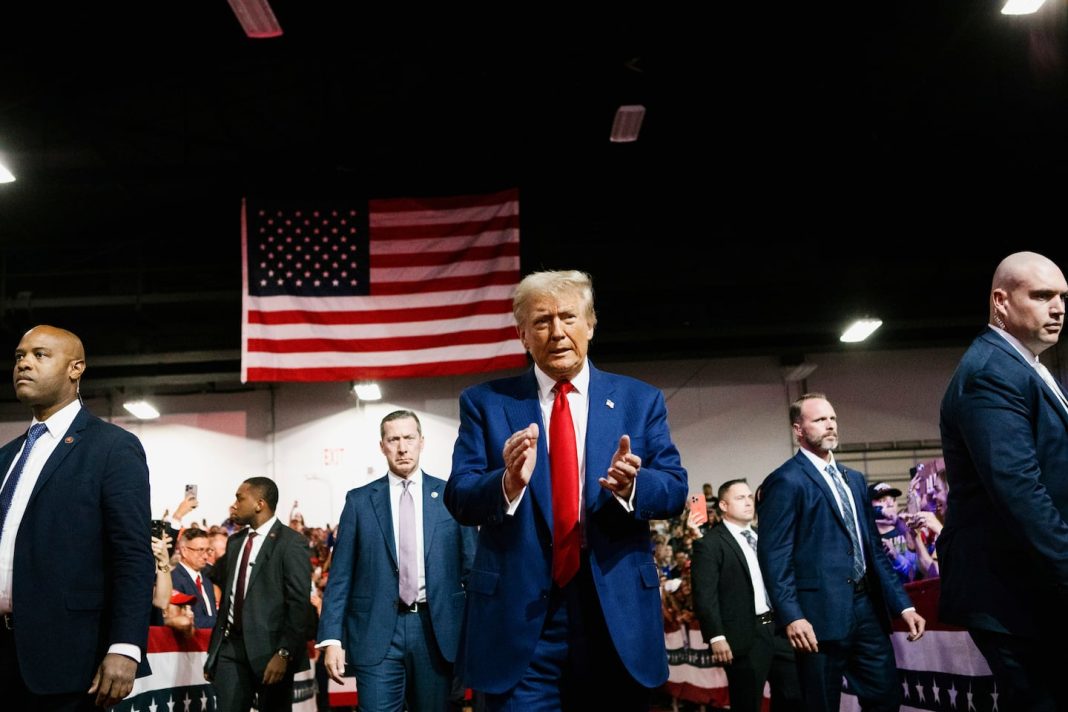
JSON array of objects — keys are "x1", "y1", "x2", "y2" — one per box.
[
  {"x1": 0, "y1": 624, "x2": 97, "y2": 712},
  {"x1": 351, "y1": 606, "x2": 453, "y2": 712},
  {"x1": 214, "y1": 634, "x2": 295, "y2": 712},
  {"x1": 724, "y1": 621, "x2": 802, "y2": 712},
  {"x1": 969, "y1": 628, "x2": 1068, "y2": 712},
  {"x1": 483, "y1": 556, "x2": 650, "y2": 712},
  {"x1": 796, "y1": 591, "x2": 899, "y2": 712}
]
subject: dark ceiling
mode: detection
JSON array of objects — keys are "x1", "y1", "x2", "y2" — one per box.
[{"x1": 2, "y1": 2, "x2": 1068, "y2": 400}]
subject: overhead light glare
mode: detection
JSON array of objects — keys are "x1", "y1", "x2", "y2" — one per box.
[
  {"x1": 0, "y1": 161, "x2": 14, "y2": 183},
  {"x1": 226, "y1": 0, "x2": 283, "y2": 38},
  {"x1": 352, "y1": 382, "x2": 382, "y2": 401},
  {"x1": 783, "y1": 362, "x2": 819, "y2": 382},
  {"x1": 610, "y1": 105, "x2": 646, "y2": 143},
  {"x1": 840, "y1": 319, "x2": 883, "y2": 343},
  {"x1": 1002, "y1": 0, "x2": 1047, "y2": 14},
  {"x1": 124, "y1": 400, "x2": 160, "y2": 419}
]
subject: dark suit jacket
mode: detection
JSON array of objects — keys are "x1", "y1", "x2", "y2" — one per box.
[
  {"x1": 758, "y1": 452, "x2": 911, "y2": 642},
  {"x1": 444, "y1": 363, "x2": 688, "y2": 693},
  {"x1": 939, "y1": 328, "x2": 1068, "y2": 637},
  {"x1": 206, "y1": 520, "x2": 312, "y2": 678},
  {"x1": 317, "y1": 473, "x2": 477, "y2": 666},
  {"x1": 690, "y1": 523, "x2": 763, "y2": 656},
  {"x1": 171, "y1": 564, "x2": 217, "y2": 629},
  {"x1": 0, "y1": 407, "x2": 154, "y2": 694}
]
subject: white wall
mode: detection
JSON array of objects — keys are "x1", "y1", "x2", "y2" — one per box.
[{"x1": 0, "y1": 346, "x2": 968, "y2": 526}]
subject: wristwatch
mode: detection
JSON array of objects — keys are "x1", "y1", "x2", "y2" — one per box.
[{"x1": 276, "y1": 648, "x2": 291, "y2": 660}]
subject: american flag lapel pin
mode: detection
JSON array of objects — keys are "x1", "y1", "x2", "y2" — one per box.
[
  {"x1": 64, "y1": 436, "x2": 74, "y2": 444},
  {"x1": 606, "y1": 399, "x2": 615, "y2": 409}
]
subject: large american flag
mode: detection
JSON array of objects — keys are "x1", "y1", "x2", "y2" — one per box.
[{"x1": 241, "y1": 188, "x2": 528, "y2": 382}]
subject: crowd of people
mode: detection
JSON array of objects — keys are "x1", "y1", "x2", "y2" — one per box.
[{"x1": 2, "y1": 252, "x2": 1067, "y2": 712}]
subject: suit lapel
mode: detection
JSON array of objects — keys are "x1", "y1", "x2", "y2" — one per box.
[
  {"x1": 504, "y1": 370, "x2": 553, "y2": 535},
  {"x1": 795, "y1": 451, "x2": 853, "y2": 538},
  {"x1": 422, "y1": 475, "x2": 441, "y2": 561},
  {"x1": 716, "y1": 525, "x2": 754, "y2": 589},
  {"x1": 27, "y1": 408, "x2": 91, "y2": 505},
  {"x1": 584, "y1": 363, "x2": 621, "y2": 513},
  {"x1": 245, "y1": 520, "x2": 282, "y2": 593},
  {"x1": 983, "y1": 329, "x2": 1068, "y2": 430},
  {"x1": 370, "y1": 478, "x2": 398, "y2": 569}
]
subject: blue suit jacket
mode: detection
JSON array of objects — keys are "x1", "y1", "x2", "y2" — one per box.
[
  {"x1": 0, "y1": 407, "x2": 154, "y2": 694},
  {"x1": 444, "y1": 363, "x2": 688, "y2": 693},
  {"x1": 757, "y1": 451, "x2": 911, "y2": 641},
  {"x1": 171, "y1": 564, "x2": 217, "y2": 629},
  {"x1": 317, "y1": 473, "x2": 477, "y2": 666},
  {"x1": 939, "y1": 329, "x2": 1068, "y2": 636}
]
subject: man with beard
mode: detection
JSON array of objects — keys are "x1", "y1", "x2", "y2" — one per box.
[{"x1": 757, "y1": 394, "x2": 925, "y2": 712}]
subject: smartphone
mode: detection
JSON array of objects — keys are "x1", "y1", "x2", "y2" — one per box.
[
  {"x1": 185, "y1": 483, "x2": 198, "y2": 500},
  {"x1": 150, "y1": 519, "x2": 167, "y2": 540},
  {"x1": 688, "y1": 494, "x2": 708, "y2": 526}
]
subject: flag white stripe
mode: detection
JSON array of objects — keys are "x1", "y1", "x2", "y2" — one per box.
[
  {"x1": 890, "y1": 631, "x2": 992, "y2": 676},
  {"x1": 369, "y1": 228, "x2": 518, "y2": 254},
  {"x1": 370, "y1": 255, "x2": 519, "y2": 283},
  {"x1": 248, "y1": 285, "x2": 516, "y2": 313},
  {"x1": 129, "y1": 650, "x2": 208, "y2": 696},
  {"x1": 369, "y1": 200, "x2": 518, "y2": 227},
  {"x1": 245, "y1": 340, "x2": 526, "y2": 367},
  {"x1": 246, "y1": 313, "x2": 516, "y2": 339}
]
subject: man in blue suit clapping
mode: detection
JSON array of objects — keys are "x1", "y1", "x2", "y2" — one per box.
[
  {"x1": 445, "y1": 270, "x2": 688, "y2": 711},
  {"x1": 318, "y1": 410, "x2": 477, "y2": 712}
]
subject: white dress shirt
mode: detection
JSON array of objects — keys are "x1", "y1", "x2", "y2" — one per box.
[
  {"x1": 0, "y1": 400, "x2": 141, "y2": 661},
  {"x1": 227, "y1": 515, "x2": 278, "y2": 625},
  {"x1": 179, "y1": 561, "x2": 213, "y2": 613}
]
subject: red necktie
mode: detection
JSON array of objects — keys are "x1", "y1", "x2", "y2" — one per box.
[
  {"x1": 550, "y1": 380, "x2": 580, "y2": 587},
  {"x1": 232, "y1": 531, "x2": 256, "y2": 629},
  {"x1": 196, "y1": 574, "x2": 204, "y2": 595}
]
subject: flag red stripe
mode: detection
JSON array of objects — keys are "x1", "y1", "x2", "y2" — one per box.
[
  {"x1": 370, "y1": 271, "x2": 519, "y2": 296},
  {"x1": 370, "y1": 240, "x2": 519, "y2": 268},
  {"x1": 248, "y1": 299, "x2": 514, "y2": 326},
  {"x1": 246, "y1": 354, "x2": 528, "y2": 381},
  {"x1": 369, "y1": 213, "x2": 518, "y2": 241},
  {"x1": 248, "y1": 327, "x2": 517, "y2": 354},
  {"x1": 370, "y1": 188, "x2": 519, "y2": 213}
]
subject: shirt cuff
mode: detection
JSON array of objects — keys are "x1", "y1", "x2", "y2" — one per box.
[
  {"x1": 108, "y1": 643, "x2": 141, "y2": 663},
  {"x1": 900, "y1": 606, "x2": 916, "y2": 616},
  {"x1": 503, "y1": 475, "x2": 527, "y2": 516},
  {"x1": 709, "y1": 635, "x2": 726, "y2": 644},
  {"x1": 316, "y1": 639, "x2": 341, "y2": 649},
  {"x1": 613, "y1": 483, "x2": 637, "y2": 512}
]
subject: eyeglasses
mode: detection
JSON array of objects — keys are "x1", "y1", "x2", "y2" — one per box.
[{"x1": 183, "y1": 547, "x2": 211, "y2": 555}]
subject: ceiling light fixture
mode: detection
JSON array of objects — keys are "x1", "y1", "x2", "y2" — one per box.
[
  {"x1": 226, "y1": 0, "x2": 283, "y2": 38},
  {"x1": 0, "y1": 161, "x2": 14, "y2": 183},
  {"x1": 840, "y1": 318, "x2": 883, "y2": 343},
  {"x1": 1001, "y1": 0, "x2": 1047, "y2": 14},
  {"x1": 124, "y1": 400, "x2": 161, "y2": 419},
  {"x1": 352, "y1": 382, "x2": 382, "y2": 401},
  {"x1": 610, "y1": 105, "x2": 646, "y2": 143}
]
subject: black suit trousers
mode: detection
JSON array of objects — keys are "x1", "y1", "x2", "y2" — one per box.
[
  {"x1": 214, "y1": 633, "x2": 295, "y2": 712},
  {"x1": 724, "y1": 621, "x2": 801, "y2": 712}
]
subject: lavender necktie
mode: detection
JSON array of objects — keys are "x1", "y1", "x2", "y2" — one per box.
[{"x1": 398, "y1": 479, "x2": 417, "y2": 606}]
